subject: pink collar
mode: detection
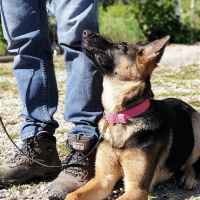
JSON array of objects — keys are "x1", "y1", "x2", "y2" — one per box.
[{"x1": 104, "y1": 99, "x2": 150, "y2": 124}]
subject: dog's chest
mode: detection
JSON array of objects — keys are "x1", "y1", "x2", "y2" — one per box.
[
  {"x1": 103, "y1": 124, "x2": 127, "y2": 148},
  {"x1": 99, "y1": 112, "x2": 162, "y2": 149},
  {"x1": 99, "y1": 118, "x2": 146, "y2": 148}
]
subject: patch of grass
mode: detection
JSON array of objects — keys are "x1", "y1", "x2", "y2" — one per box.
[
  {"x1": 152, "y1": 66, "x2": 200, "y2": 88},
  {"x1": 0, "y1": 40, "x2": 9, "y2": 56},
  {"x1": 10, "y1": 132, "x2": 19, "y2": 140},
  {"x1": 0, "y1": 81, "x2": 18, "y2": 93},
  {"x1": 189, "y1": 101, "x2": 200, "y2": 109},
  {"x1": 153, "y1": 67, "x2": 199, "y2": 82},
  {"x1": 154, "y1": 91, "x2": 189, "y2": 99},
  {"x1": 177, "y1": 67, "x2": 200, "y2": 80},
  {"x1": 152, "y1": 64, "x2": 200, "y2": 112},
  {"x1": 15, "y1": 185, "x2": 29, "y2": 192},
  {"x1": 53, "y1": 55, "x2": 65, "y2": 70},
  {"x1": 57, "y1": 79, "x2": 66, "y2": 95},
  {"x1": 57, "y1": 141, "x2": 68, "y2": 158},
  {"x1": 56, "y1": 129, "x2": 66, "y2": 135},
  {"x1": 0, "y1": 65, "x2": 14, "y2": 77}
]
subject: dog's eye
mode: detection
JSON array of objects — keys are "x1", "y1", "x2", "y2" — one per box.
[
  {"x1": 117, "y1": 43, "x2": 124, "y2": 49},
  {"x1": 117, "y1": 42, "x2": 127, "y2": 53}
]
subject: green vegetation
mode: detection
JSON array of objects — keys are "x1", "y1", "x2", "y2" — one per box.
[
  {"x1": 57, "y1": 142, "x2": 68, "y2": 158},
  {"x1": 0, "y1": 63, "x2": 18, "y2": 94},
  {"x1": 134, "y1": 0, "x2": 200, "y2": 43},
  {"x1": 99, "y1": 5, "x2": 140, "y2": 43},
  {"x1": 136, "y1": 0, "x2": 181, "y2": 42},
  {"x1": 0, "y1": 1, "x2": 200, "y2": 55},
  {"x1": 99, "y1": 0, "x2": 200, "y2": 43},
  {"x1": 10, "y1": 132, "x2": 19, "y2": 140},
  {"x1": 0, "y1": 23, "x2": 8, "y2": 56},
  {"x1": 15, "y1": 185, "x2": 29, "y2": 192},
  {"x1": 56, "y1": 129, "x2": 66, "y2": 135}
]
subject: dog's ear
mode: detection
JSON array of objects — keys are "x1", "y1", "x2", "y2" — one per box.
[{"x1": 136, "y1": 36, "x2": 170, "y2": 76}]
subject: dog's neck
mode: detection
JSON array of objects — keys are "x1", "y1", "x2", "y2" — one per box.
[
  {"x1": 104, "y1": 99, "x2": 150, "y2": 124},
  {"x1": 102, "y1": 76, "x2": 148, "y2": 113}
]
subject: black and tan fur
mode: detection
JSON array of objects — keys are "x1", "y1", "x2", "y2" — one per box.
[{"x1": 65, "y1": 30, "x2": 200, "y2": 200}]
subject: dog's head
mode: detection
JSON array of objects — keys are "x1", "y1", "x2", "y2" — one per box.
[
  {"x1": 82, "y1": 30, "x2": 170, "y2": 111},
  {"x1": 82, "y1": 30, "x2": 169, "y2": 79}
]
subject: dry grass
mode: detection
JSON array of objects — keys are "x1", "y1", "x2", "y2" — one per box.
[{"x1": 152, "y1": 64, "x2": 200, "y2": 112}]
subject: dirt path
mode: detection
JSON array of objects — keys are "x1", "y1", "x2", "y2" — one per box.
[{"x1": 0, "y1": 44, "x2": 199, "y2": 200}]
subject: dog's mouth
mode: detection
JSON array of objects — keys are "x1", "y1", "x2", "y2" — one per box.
[
  {"x1": 82, "y1": 30, "x2": 114, "y2": 74},
  {"x1": 82, "y1": 40, "x2": 92, "y2": 52},
  {"x1": 94, "y1": 53, "x2": 105, "y2": 65},
  {"x1": 82, "y1": 39, "x2": 105, "y2": 67},
  {"x1": 82, "y1": 40, "x2": 104, "y2": 65}
]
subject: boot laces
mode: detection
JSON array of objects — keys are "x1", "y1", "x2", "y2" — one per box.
[
  {"x1": 62, "y1": 148, "x2": 89, "y2": 181},
  {"x1": 7, "y1": 138, "x2": 37, "y2": 165}
]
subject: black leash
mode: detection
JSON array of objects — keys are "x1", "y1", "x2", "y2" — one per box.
[{"x1": 0, "y1": 116, "x2": 102, "y2": 169}]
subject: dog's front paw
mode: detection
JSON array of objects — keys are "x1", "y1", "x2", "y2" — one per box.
[
  {"x1": 180, "y1": 175, "x2": 197, "y2": 190},
  {"x1": 64, "y1": 193, "x2": 78, "y2": 200},
  {"x1": 180, "y1": 165, "x2": 197, "y2": 190}
]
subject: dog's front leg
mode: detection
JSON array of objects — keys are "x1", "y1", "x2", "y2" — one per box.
[
  {"x1": 65, "y1": 142, "x2": 123, "y2": 200},
  {"x1": 116, "y1": 148, "x2": 154, "y2": 200},
  {"x1": 65, "y1": 177, "x2": 116, "y2": 200}
]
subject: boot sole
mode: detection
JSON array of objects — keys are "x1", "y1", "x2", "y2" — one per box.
[{"x1": 0, "y1": 168, "x2": 61, "y2": 187}]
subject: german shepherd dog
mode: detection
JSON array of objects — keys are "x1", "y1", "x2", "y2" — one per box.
[{"x1": 65, "y1": 30, "x2": 200, "y2": 200}]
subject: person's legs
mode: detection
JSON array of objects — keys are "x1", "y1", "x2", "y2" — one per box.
[
  {"x1": 48, "y1": 0, "x2": 103, "y2": 199},
  {"x1": 0, "y1": 0, "x2": 61, "y2": 186},
  {"x1": 54, "y1": 0, "x2": 103, "y2": 140},
  {"x1": 1, "y1": 0, "x2": 59, "y2": 139}
]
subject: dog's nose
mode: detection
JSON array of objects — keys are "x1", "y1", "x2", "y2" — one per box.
[{"x1": 83, "y1": 30, "x2": 92, "y2": 37}]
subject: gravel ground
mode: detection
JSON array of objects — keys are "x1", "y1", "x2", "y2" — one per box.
[{"x1": 0, "y1": 44, "x2": 200, "y2": 200}]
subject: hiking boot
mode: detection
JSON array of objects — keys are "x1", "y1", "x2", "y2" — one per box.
[
  {"x1": 0, "y1": 131, "x2": 61, "y2": 187},
  {"x1": 48, "y1": 133, "x2": 97, "y2": 200}
]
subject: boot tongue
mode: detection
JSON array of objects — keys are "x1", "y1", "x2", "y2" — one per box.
[
  {"x1": 36, "y1": 131, "x2": 56, "y2": 143},
  {"x1": 67, "y1": 133, "x2": 92, "y2": 153}
]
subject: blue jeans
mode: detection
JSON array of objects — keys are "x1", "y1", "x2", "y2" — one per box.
[{"x1": 0, "y1": 0, "x2": 103, "y2": 141}]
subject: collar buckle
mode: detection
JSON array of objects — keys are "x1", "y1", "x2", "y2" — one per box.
[
  {"x1": 118, "y1": 114, "x2": 127, "y2": 124},
  {"x1": 104, "y1": 99, "x2": 150, "y2": 124}
]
